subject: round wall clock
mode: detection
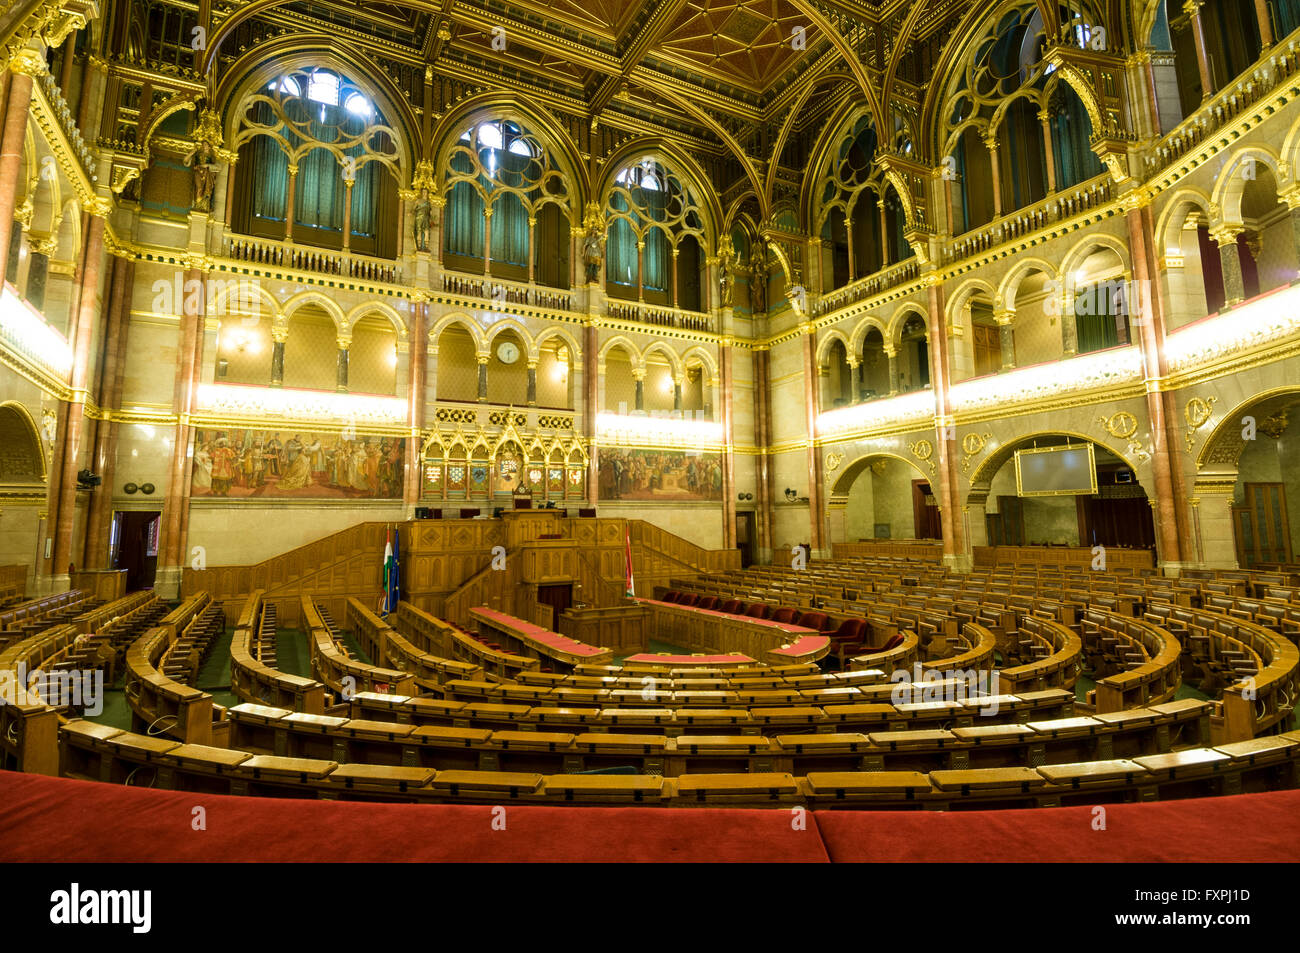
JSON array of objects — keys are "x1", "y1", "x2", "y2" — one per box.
[{"x1": 496, "y1": 341, "x2": 521, "y2": 364}]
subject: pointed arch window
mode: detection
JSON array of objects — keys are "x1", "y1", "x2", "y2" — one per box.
[
  {"x1": 605, "y1": 159, "x2": 706, "y2": 310},
  {"x1": 231, "y1": 68, "x2": 400, "y2": 258},
  {"x1": 442, "y1": 119, "x2": 572, "y2": 287}
]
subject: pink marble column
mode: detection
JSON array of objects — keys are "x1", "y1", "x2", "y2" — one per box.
[
  {"x1": 720, "y1": 343, "x2": 736, "y2": 549},
  {"x1": 585, "y1": 324, "x2": 599, "y2": 505},
  {"x1": 926, "y1": 281, "x2": 964, "y2": 566},
  {"x1": 1127, "y1": 206, "x2": 1187, "y2": 569},
  {"x1": 0, "y1": 69, "x2": 34, "y2": 289},
  {"x1": 753, "y1": 348, "x2": 774, "y2": 561},
  {"x1": 161, "y1": 268, "x2": 203, "y2": 574},
  {"x1": 83, "y1": 257, "x2": 133, "y2": 568},
  {"x1": 802, "y1": 330, "x2": 825, "y2": 554},
  {"x1": 404, "y1": 301, "x2": 428, "y2": 505},
  {"x1": 50, "y1": 214, "x2": 105, "y2": 578}
]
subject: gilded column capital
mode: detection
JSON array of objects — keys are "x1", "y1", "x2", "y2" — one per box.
[{"x1": 10, "y1": 48, "x2": 46, "y2": 77}]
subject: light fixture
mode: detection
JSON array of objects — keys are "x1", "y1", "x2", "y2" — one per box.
[{"x1": 196, "y1": 382, "x2": 406, "y2": 424}]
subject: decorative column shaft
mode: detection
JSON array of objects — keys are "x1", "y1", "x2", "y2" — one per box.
[
  {"x1": 160, "y1": 265, "x2": 204, "y2": 585},
  {"x1": 886, "y1": 346, "x2": 899, "y2": 395},
  {"x1": 270, "y1": 334, "x2": 285, "y2": 385},
  {"x1": 477, "y1": 355, "x2": 488, "y2": 401},
  {"x1": 0, "y1": 65, "x2": 34, "y2": 289},
  {"x1": 986, "y1": 136, "x2": 1003, "y2": 218},
  {"x1": 925, "y1": 279, "x2": 964, "y2": 569},
  {"x1": 584, "y1": 324, "x2": 599, "y2": 503},
  {"x1": 341, "y1": 178, "x2": 354, "y2": 252},
  {"x1": 284, "y1": 165, "x2": 298, "y2": 242},
  {"x1": 995, "y1": 310, "x2": 1016, "y2": 371},
  {"x1": 47, "y1": 214, "x2": 104, "y2": 581},
  {"x1": 721, "y1": 343, "x2": 737, "y2": 550},
  {"x1": 845, "y1": 219, "x2": 856, "y2": 281},
  {"x1": 84, "y1": 257, "x2": 133, "y2": 569},
  {"x1": 673, "y1": 381, "x2": 682, "y2": 411},
  {"x1": 1186, "y1": 1, "x2": 1215, "y2": 99},
  {"x1": 633, "y1": 371, "x2": 644, "y2": 411},
  {"x1": 801, "y1": 328, "x2": 825, "y2": 555},
  {"x1": 1039, "y1": 112, "x2": 1057, "y2": 193},
  {"x1": 1128, "y1": 204, "x2": 1189, "y2": 568},
  {"x1": 336, "y1": 341, "x2": 350, "y2": 392},
  {"x1": 404, "y1": 300, "x2": 428, "y2": 506},
  {"x1": 1214, "y1": 228, "x2": 1245, "y2": 305},
  {"x1": 526, "y1": 362, "x2": 537, "y2": 406},
  {"x1": 848, "y1": 360, "x2": 861, "y2": 404}
]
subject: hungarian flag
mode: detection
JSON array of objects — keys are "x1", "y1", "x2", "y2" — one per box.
[
  {"x1": 380, "y1": 526, "x2": 400, "y2": 615},
  {"x1": 624, "y1": 526, "x2": 635, "y2": 598}
]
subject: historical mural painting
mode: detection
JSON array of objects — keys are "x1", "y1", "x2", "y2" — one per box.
[
  {"x1": 191, "y1": 429, "x2": 405, "y2": 499},
  {"x1": 598, "y1": 448, "x2": 722, "y2": 502}
]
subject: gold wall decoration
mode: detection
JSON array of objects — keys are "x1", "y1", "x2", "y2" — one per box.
[
  {"x1": 907, "y1": 438, "x2": 936, "y2": 476},
  {"x1": 824, "y1": 450, "x2": 844, "y2": 476},
  {"x1": 958, "y1": 431, "x2": 992, "y2": 474},
  {"x1": 1259, "y1": 410, "x2": 1289, "y2": 440},
  {"x1": 1183, "y1": 395, "x2": 1218, "y2": 451},
  {"x1": 1098, "y1": 410, "x2": 1139, "y2": 440},
  {"x1": 869, "y1": 459, "x2": 887, "y2": 477}
]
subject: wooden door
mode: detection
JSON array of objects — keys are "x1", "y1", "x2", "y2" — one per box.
[{"x1": 1234, "y1": 483, "x2": 1293, "y2": 567}]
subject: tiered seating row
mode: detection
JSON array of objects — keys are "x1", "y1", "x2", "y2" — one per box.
[
  {"x1": 229, "y1": 590, "x2": 327, "y2": 714},
  {"x1": 58, "y1": 718, "x2": 1300, "y2": 809}
]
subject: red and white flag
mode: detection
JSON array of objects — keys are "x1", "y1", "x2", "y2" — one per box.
[{"x1": 624, "y1": 526, "x2": 635, "y2": 598}]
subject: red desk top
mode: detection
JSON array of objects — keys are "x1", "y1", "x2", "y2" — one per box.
[
  {"x1": 637, "y1": 598, "x2": 817, "y2": 636},
  {"x1": 471, "y1": 606, "x2": 608, "y2": 658},
  {"x1": 769, "y1": 635, "x2": 831, "y2": 657},
  {"x1": 624, "y1": 653, "x2": 755, "y2": 664}
]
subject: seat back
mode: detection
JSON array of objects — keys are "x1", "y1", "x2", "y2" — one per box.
[
  {"x1": 770, "y1": 607, "x2": 799, "y2": 625},
  {"x1": 796, "y1": 611, "x2": 832, "y2": 631},
  {"x1": 695, "y1": 596, "x2": 718, "y2": 611},
  {"x1": 719, "y1": 599, "x2": 744, "y2": 615},
  {"x1": 745, "y1": 604, "x2": 771, "y2": 620}
]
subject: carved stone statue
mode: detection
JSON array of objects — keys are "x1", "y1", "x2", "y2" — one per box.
[
  {"x1": 582, "y1": 226, "x2": 605, "y2": 283},
  {"x1": 189, "y1": 139, "x2": 219, "y2": 213},
  {"x1": 749, "y1": 251, "x2": 766, "y2": 314},
  {"x1": 413, "y1": 189, "x2": 432, "y2": 253}
]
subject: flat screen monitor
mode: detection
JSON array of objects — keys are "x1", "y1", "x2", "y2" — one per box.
[{"x1": 1015, "y1": 444, "x2": 1098, "y2": 497}]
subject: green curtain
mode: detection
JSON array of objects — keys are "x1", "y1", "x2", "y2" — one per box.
[
  {"x1": 1075, "y1": 282, "x2": 1122, "y2": 353},
  {"x1": 607, "y1": 210, "x2": 637, "y2": 287},
  {"x1": 1051, "y1": 88, "x2": 1102, "y2": 189},
  {"x1": 1277, "y1": 0, "x2": 1300, "y2": 35},
  {"x1": 250, "y1": 101, "x2": 288, "y2": 223},
  {"x1": 644, "y1": 226, "x2": 668, "y2": 291},
  {"x1": 490, "y1": 192, "x2": 529, "y2": 266},
  {"x1": 295, "y1": 146, "x2": 343, "y2": 232},
  {"x1": 445, "y1": 150, "x2": 485, "y2": 259}
]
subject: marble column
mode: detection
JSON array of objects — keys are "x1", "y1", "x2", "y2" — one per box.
[
  {"x1": 721, "y1": 342, "x2": 736, "y2": 549},
  {"x1": 0, "y1": 64, "x2": 34, "y2": 289},
  {"x1": 83, "y1": 257, "x2": 133, "y2": 568},
  {"x1": 404, "y1": 300, "x2": 428, "y2": 506},
  {"x1": 584, "y1": 323, "x2": 599, "y2": 504},
  {"x1": 160, "y1": 266, "x2": 203, "y2": 590},
  {"x1": 886, "y1": 346, "x2": 899, "y2": 395},
  {"x1": 1185, "y1": 1, "x2": 1215, "y2": 100},
  {"x1": 633, "y1": 370, "x2": 645, "y2": 411},
  {"x1": 1060, "y1": 286, "x2": 1078, "y2": 354},
  {"x1": 845, "y1": 219, "x2": 856, "y2": 281},
  {"x1": 673, "y1": 380, "x2": 682, "y2": 411},
  {"x1": 336, "y1": 341, "x2": 350, "y2": 392},
  {"x1": 848, "y1": 360, "x2": 861, "y2": 404},
  {"x1": 1129, "y1": 204, "x2": 1192, "y2": 570},
  {"x1": 284, "y1": 165, "x2": 298, "y2": 242},
  {"x1": 986, "y1": 136, "x2": 1002, "y2": 218},
  {"x1": 994, "y1": 310, "x2": 1016, "y2": 370},
  {"x1": 24, "y1": 241, "x2": 50, "y2": 311},
  {"x1": 801, "y1": 328, "x2": 825, "y2": 555},
  {"x1": 1285, "y1": 193, "x2": 1300, "y2": 280},
  {"x1": 526, "y1": 362, "x2": 537, "y2": 406},
  {"x1": 270, "y1": 334, "x2": 286, "y2": 385},
  {"x1": 925, "y1": 280, "x2": 964, "y2": 570},
  {"x1": 1214, "y1": 227, "x2": 1245, "y2": 305},
  {"x1": 476, "y1": 355, "x2": 488, "y2": 401},
  {"x1": 47, "y1": 214, "x2": 104, "y2": 583},
  {"x1": 1254, "y1": 0, "x2": 1275, "y2": 47},
  {"x1": 1039, "y1": 112, "x2": 1057, "y2": 193},
  {"x1": 754, "y1": 347, "x2": 775, "y2": 563}
]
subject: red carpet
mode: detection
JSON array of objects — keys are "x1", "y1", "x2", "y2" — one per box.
[
  {"x1": 815, "y1": 789, "x2": 1300, "y2": 862},
  {"x1": 3, "y1": 771, "x2": 1299, "y2": 862},
  {"x1": 0, "y1": 772, "x2": 828, "y2": 863}
]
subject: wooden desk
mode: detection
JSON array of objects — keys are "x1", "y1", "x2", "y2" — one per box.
[
  {"x1": 471, "y1": 606, "x2": 613, "y2": 669},
  {"x1": 635, "y1": 597, "x2": 825, "y2": 664},
  {"x1": 559, "y1": 603, "x2": 648, "y2": 654}
]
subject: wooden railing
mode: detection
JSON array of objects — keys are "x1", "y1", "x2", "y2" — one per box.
[
  {"x1": 998, "y1": 615, "x2": 1083, "y2": 693},
  {"x1": 394, "y1": 601, "x2": 537, "y2": 680},
  {"x1": 302, "y1": 596, "x2": 415, "y2": 697},
  {"x1": 122, "y1": 594, "x2": 225, "y2": 745},
  {"x1": 229, "y1": 590, "x2": 327, "y2": 713},
  {"x1": 345, "y1": 597, "x2": 482, "y2": 686}
]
